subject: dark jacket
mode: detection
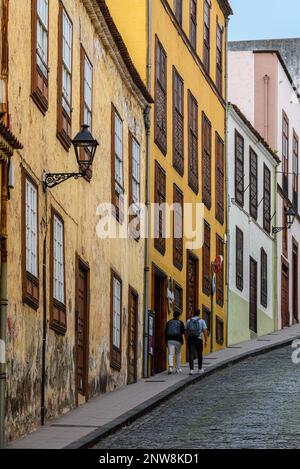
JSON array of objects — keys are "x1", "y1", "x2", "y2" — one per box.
[{"x1": 165, "y1": 319, "x2": 185, "y2": 344}]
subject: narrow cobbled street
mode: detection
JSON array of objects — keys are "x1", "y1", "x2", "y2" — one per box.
[{"x1": 94, "y1": 346, "x2": 300, "y2": 449}]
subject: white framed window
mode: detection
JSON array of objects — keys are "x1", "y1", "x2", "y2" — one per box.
[
  {"x1": 132, "y1": 138, "x2": 140, "y2": 212},
  {"x1": 114, "y1": 112, "x2": 123, "y2": 194},
  {"x1": 53, "y1": 214, "x2": 65, "y2": 304},
  {"x1": 84, "y1": 56, "x2": 93, "y2": 127},
  {"x1": 62, "y1": 9, "x2": 72, "y2": 117},
  {"x1": 37, "y1": 0, "x2": 48, "y2": 78},
  {"x1": 25, "y1": 178, "x2": 38, "y2": 278},
  {"x1": 113, "y1": 276, "x2": 121, "y2": 349}
]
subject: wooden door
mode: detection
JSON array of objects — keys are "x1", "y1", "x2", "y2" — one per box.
[
  {"x1": 127, "y1": 288, "x2": 138, "y2": 384},
  {"x1": 293, "y1": 240, "x2": 299, "y2": 323},
  {"x1": 249, "y1": 257, "x2": 257, "y2": 333},
  {"x1": 186, "y1": 251, "x2": 199, "y2": 319},
  {"x1": 153, "y1": 268, "x2": 167, "y2": 374},
  {"x1": 75, "y1": 257, "x2": 90, "y2": 400},
  {"x1": 281, "y1": 259, "x2": 290, "y2": 327}
]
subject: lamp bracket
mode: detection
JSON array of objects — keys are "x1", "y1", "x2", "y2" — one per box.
[{"x1": 43, "y1": 172, "x2": 84, "y2": 191}]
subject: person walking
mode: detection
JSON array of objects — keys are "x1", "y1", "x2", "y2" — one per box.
[
  {"x1": 165, "y1": 311, "x2": 185, "y2": 374},
  {"x1": 186, "y1": 309, "x2": 208, "y2": 375}
]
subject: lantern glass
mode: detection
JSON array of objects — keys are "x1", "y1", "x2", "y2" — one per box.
[
  {"x1": 72, "y1": 124, "x2": 99, "y2": 171},
  {"x1": 285, "y1": 206, "x2": 296, "y2": 228}
]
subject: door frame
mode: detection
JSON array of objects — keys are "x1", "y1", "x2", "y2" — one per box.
[
  {"x1": 281, "y1": 256, "x2": 290, "y2": 328},
  {"x1": 151, "y1": 263, "x2": 167, "y2": 375},
  {"x1": 186, "y1": 250, "x2": 199, "y2": 319},
  {"x1": 292, "y1": 238, "x2": 299, "y2": 323},
  {"x1": 127, "y1": 286, "x2": 139, "y2": 384},
  {"x1": 249, "y1": 256, "x2": 257, "y2": 333},
  {"x1": 75, "y1": 254, "x2": 90, "y2": 406}
]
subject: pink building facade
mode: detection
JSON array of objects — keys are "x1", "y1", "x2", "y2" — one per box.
[{"x1": 228, "y1": 49, "x2": 300, "y2": 330}]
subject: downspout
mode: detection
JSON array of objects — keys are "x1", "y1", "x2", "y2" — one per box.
[
  {"x1": 225, "y1": 17, "x2": 230, "y2": 347},
  {"x1": 0, "y1": 161, "x2": 8, "y2": 449},
  {"x1": 41, "y1": 188, "x2": 48, "y2": 426},
  {"x1": 273, "y1": 163, "x2": 279, "y2": 332},
  {"x1": 0, "y1": 0, "x2": 9, "y2": 449},
  {"x1": 143, "y1": 0, "x2": 152, "y2": 378}
]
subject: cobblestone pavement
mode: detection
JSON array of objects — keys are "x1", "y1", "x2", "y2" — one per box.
[{"x1": 94, "y1": 346, "x2": 300, "y2": 449}]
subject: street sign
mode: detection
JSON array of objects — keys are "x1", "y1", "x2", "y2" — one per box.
[{"x1": 211, "y1": 273, "x2": 216, "y2": 296}]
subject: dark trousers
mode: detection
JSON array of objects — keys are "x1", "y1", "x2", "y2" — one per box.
[{"x1": 187, "y1": 337, "x2": 203, "y2": 370}]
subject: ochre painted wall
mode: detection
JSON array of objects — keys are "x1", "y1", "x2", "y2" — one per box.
[
  {"x1": 106, "y1": 0, "x2": 228, "y2": 357},
  {"x1": 6, "y1": 0, "x2": 148, "y2": 440}
]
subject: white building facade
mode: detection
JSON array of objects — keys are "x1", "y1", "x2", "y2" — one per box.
[
  {"x1": 228, "y1": 48, "x2": 300, "y2": 331},
  {"x1": 227, "y1": 104, "x2": 279, "y2": 345}
]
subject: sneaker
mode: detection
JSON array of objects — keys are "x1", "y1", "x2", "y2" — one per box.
[
  {"x1": 198, "y1": 368, "x2": 205, "y2": 374},
  {"x1": 189, "y1": 370, "x2": 194, "y2": 375},
  {"x1": 176, "y1": 368, "x2": 183, "y2": 374},
  {"x1": 168, "y1": 367, "x2": 173, "y2": 375}
]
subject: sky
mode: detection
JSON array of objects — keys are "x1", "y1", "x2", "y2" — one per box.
[{"x1": 229, "y1": 0, "x2": 300, "y2": 41}]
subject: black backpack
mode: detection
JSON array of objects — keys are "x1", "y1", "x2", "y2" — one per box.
[{"x1": 166, "y1": 319, "x2": 182, "y2": 337}]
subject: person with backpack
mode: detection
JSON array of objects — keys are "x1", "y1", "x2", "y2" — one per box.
[
  {"x1": 165, "y1": 311, "x2": 185, "y2": 374},
  {"x1": 185, "y1": 308, "x2": 208, "y2": 375}
]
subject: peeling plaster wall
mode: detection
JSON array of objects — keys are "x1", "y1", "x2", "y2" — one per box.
[{"x1": 6, "y1": 0, "x2": 147, "y2": 441}]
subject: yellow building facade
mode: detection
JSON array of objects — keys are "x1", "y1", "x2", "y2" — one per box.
[
  {"x1": 3, "y1": 0, "x2": 152, "y2": 442},
  {"x1": 106, "y1": 0, "x2": 232, "y2": 371}
]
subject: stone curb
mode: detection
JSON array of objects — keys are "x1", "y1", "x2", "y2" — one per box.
[{"x1": 64, "y1": 334, "x2": 300, "y2": 449}]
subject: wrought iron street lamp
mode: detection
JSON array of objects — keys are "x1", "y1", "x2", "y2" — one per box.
[
  {"x1": 43, "y1": 125, "x2": 99, "y2": 190},
  {"x1": 272, "y1": 206, "x2": 297, "y2": 234}
]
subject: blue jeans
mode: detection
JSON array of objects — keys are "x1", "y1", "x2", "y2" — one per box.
[{"x1": 187, "y1": 337, "x2": 203, "y2": 370}]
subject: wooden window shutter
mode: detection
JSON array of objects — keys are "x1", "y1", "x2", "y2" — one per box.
[
  {"x1": 202, "y1": 112, "x2": 212, "y2": 209},
  {"x1": 236, "y1": 227, "x2": 244, "y2": 291},
  {"x1": 216, "y1": 234, "x2": 224, "y2": 306},
  {"x1": 249, "y1": 147, "x2": 258, "y2": 220},
  {"x1": 203, "y1": 221, "x2": 211, "y2": 296},
  {"x1": 174, "y1": 0, "x2": 183, "y2": 26},
  {"x1": 203, "y1": 0, "x2": 211, "y2": 72},
  {"x1": 235, "y1": 130, "x2": 244, "y2": 207},
  {"x1": 173, "y1": 184, "x2": 183, "y2": 270},
  {"x1": 154, "y1": 37, "x2": 167, "y2": 155},
  {"x1": 188, "y1": 91, "x2": 199, "y2": 194},
  {"x1": 293, "y1": 131, "x2": 299, "y2": 211},
  {"x1": 50, "y1": 208, "x2": 67, "y2": 335},
  {"x1": 22, "y1": 170, "x2": 40, "y2": 310},
  {"x1": 173, "y1": 67, "x2": 184, "y2": 176},
  {"x1": 216, "y1": 20, "x2": 223, "y2": 95},
  {"x1": 190, "y1": 0, "x2": 197, "y2": 50},
  {"x1": 263, "y1": 164, "x2": 271, "y2": 233},
  {"x1": 154, "y1": 161, "x2": 166, "y2": 255},
  {"x1": 31, "y1": 0, "x2": 49, "y2": 114},
  {"x1": 261, "y1": 248, "x2": 268, "y2": 307},
  {"x1": 215, "y1": 133, "x2": 224, "y2": 224},
  {"x1": 282, "y1": 112, "x2": 289, "y2": 195},
  {"x1": 57, "y1": 3, "x2": 73, "y2": 151},
  {"x1": 110, "y1": 269, "x2": 122, "y2": 371}
]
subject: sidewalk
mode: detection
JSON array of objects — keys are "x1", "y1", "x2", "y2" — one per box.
[{"x1": 9, "y1": 323, "x2": 300, "y2": 449}]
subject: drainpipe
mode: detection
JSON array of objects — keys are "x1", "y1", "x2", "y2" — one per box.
[
  {"x1": 263, "y1": 75, "x2": 270, "y2": 142},
  {"x1": 41, "y1": 189, "x2": 48, "y2": 426},
  {"x1": 273, "y1": 163, "x2": 279, "y2": 332},
  {"x1": 225, "y1": 17, "x2": 230, "y2": 348},
  {"x1": 0, "y1": 161, "x2": 8, "y2": 449},
  {"x1": 143, "y1": 0, "x2": 152, "y2": 378}
]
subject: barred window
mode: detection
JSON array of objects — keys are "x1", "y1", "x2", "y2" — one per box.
[
  {"x1": 188, "y1": 91, "x2": 199, "y2": 193},
  {"x1": 203, "y1": 0, "x2": 210, "y2": 72},
  {"x1": 249, "y1": 147, "x2": 258, "y2": 220},
  {"x1": 190, "y1": 0, "x2": 197, "y2": 50},
  {"x1": 173, "y1": 68, "x2": 184, "y2": 176},
  {"x1": 155, "y1": 37, "x2": 167, "y2": 154},
  {"x1": 235, "y1": 130, "x2": 244, "y2": 206},
  {"x1": 202, "y1": 112, "x2": 212, "y2": 209},
  {"x1": 236, "y1": 227, "x2": 243, "y2": 291},
  {"x1": 263, "y1": 164, "x2": 271, "y2": 233},
  {"x1": 261, "y1": 248, "x2": 268, "y2": 308}
]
